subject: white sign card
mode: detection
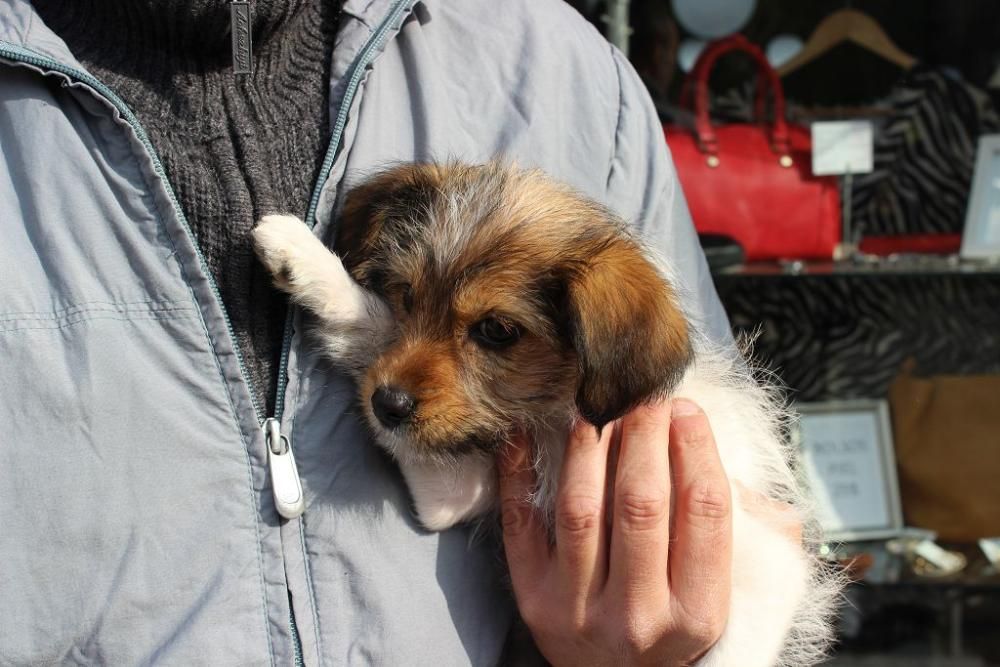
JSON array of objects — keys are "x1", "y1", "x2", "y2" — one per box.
[
  {"x1": 811, "y1": 121, "x2": 874, "y2": 176},
  {"x1": 795, "y1": 400, "x2": 903, "y2": 541},
  {"x1": 961, "y1": 134, "x2": 1000, "y2": 259}
]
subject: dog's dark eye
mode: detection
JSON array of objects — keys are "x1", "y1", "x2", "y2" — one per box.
[
  {"x1": 471, "y1": 317, "x2": 522, "y2": 349},
  {"x1": 401, "y1": 284, "x2": 413, "y2": 312}
]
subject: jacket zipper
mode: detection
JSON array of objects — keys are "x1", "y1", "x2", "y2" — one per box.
[
  {"x1": 1, "y1": 3, "x2": 412, "y2": 663},
  {"x1": 274, "y1": 0, "x2": 414, "y2": 418},
  {"x1": 0, "y1": 39, "x2": 299, "y2": 663}
]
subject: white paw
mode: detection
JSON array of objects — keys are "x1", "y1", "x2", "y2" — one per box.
[{"x1": 252, "y1": 214, "x2": 319, "y2": 289}]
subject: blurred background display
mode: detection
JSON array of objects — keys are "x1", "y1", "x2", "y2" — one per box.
[{"x1": 570, "y1": 2, "x2": 1000, "y2": 664}]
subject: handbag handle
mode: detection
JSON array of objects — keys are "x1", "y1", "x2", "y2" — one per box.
[{"x1": 686, "y1": 35, "x2": 793, "y2": 168}]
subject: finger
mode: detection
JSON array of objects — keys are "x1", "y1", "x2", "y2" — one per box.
[
  {"x1": 736, "y1": 483, "x2": 803, "y2": 544},
  {"x1": 608, "y1": 399, "x2": 672, "y2": 608},
  {"x1": 498, "y1": 434, "x2": 550, "y2": 599},
  {"x1": 668, "y1": 398, "x2": 732, "y2": 635},
  {"x1": 553, "y1": 418, "x2": 613, "y2": 602}
]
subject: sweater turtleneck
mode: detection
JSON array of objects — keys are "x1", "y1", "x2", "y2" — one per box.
[{"x1": 32, "y1": 0, "x2": 343, "y2": 414}]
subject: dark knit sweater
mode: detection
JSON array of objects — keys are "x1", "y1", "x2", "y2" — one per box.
[{"x1": 33, "y1": 0, "x2": 342, "y2": 414}]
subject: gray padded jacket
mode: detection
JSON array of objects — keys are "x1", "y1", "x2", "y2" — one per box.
[{"x1": 0, "y1": 0, "x2": 731, "y2": 664}]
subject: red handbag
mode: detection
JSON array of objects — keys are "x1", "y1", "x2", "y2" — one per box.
[{"x1": 665, "y1": 36, "x2": 841, "y2": 261}]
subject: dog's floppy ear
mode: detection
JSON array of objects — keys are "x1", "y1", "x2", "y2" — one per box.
[
  {"x1": 568, "y1": 234, "x2": 693, "y2": 428},
  {"x1": 334, "y1": 163, "x2": 445, "y2": 277}
]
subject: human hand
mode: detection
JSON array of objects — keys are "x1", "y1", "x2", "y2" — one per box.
[{"x1": 498, "y1": 398, "x2": 734, "y2": 666}]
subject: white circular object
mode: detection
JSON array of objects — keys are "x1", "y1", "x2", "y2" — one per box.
[
  {"x1": 678, "y1": 39, "x2": 708, "y2": 73},
  {"x1": 671, "y1": 0, "x2": 757, "y2": 39},
  {"x1": 766, "y1": 34, "x2": 804, "y2": 68}
]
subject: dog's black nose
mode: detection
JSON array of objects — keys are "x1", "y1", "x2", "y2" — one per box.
[{"x1": 371, "y1": 386, "x2": 416, "y2": 429}]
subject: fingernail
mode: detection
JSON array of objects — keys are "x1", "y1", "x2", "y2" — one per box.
[
  {"x1": 570, "y1": 416, "x2": 600, "y2": 441},
  {"x1": 671, "y1": 398, "x2": 701, "y2": 416}
]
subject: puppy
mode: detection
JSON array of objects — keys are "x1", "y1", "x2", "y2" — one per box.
[{"x1": 253, "y1": 162, "x2": 839, "y2": 666}]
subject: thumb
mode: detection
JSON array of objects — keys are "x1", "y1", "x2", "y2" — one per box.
[{"x1": 497, "y1": 434, "x2": 549, "y2": 595}]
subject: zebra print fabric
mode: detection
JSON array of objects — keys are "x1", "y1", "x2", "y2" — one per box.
[
  {"x1": 852, "y1": 66, "x2": 1000, "y2": 237},
  {"x1": 715, "y1": 273, "x2": 1000, "y2": 402},
  {"x1": 699, "y1": 67, "x2": 1000, "y2": 402}
]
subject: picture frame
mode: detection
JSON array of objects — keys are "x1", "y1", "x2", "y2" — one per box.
[
  {"x1": 793, "y1": 399, "x2": 904, "y2": 541},
  {"x1": 960, "y1": 134, "x2": 1000, "y2": 260}
]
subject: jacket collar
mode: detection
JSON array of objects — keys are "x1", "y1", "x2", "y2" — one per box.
[
  {"x1": 0, "y1": 0, "x2": 417, "y2": 76},
  {"x1": 0, "y1": 0, "x2": 88, "y2": 70}
]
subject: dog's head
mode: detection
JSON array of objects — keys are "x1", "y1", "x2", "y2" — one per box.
[{"x1": 336, "y1": 163, "x2": 692, "y2": 462}]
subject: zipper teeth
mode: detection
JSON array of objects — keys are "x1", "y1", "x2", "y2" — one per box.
[
  {"x1": 0, "y1": 0, "x2": 413, "y2": 424},
  {"x1": 0, "y1": 39, "x2": 284, "y2": 663},
  {"x1": 4, "y1": 5, "x2": 413, "y2": 664},
  {"x1": 289, "y1": 604, "x2": 305, "y2": 667},
  {"x1": 305, "y1": 0, "x2": 413, "y2": 228},
  {"x1": 272, "y1": 5, "x2": 414, "y2": 662},
  {"x1": 0, "y1": 42, "x2": 268, "y2": 424},
  {"x1": 272, "y1": 0, "x2": 414, "y2": 422}
]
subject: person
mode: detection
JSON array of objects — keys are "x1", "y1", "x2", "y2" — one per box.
[{"x1": 0, "y1": 0, "x2": 801, "y2": 664}]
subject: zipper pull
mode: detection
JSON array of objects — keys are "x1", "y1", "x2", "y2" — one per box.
[{"x1": 265, "y1": 418, "x2": 305, "y2": 519}]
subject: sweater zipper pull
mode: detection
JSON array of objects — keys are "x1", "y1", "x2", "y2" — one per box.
[
  {"x1": 265, "y1": 418, "x2": 306, "y2": 519},
  {"x1": 230, "y1": 0, "x2": 254, "y2": 75}
]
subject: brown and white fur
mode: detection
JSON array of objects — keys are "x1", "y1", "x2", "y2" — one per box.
[{"x1": 253, "y1": 162, "x2": 840, "y2": 666}]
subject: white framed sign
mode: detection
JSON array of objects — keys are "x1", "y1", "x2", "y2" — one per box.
[
  {"x1": 793, "y1": 399, "x2": 903, "y2": 541},
  {"x1": 961, "y1": 134, "x2": 1000, "y2": 260},
  {"x1": 811, "y1": 120, "x2": 874, "y2": 176}
]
